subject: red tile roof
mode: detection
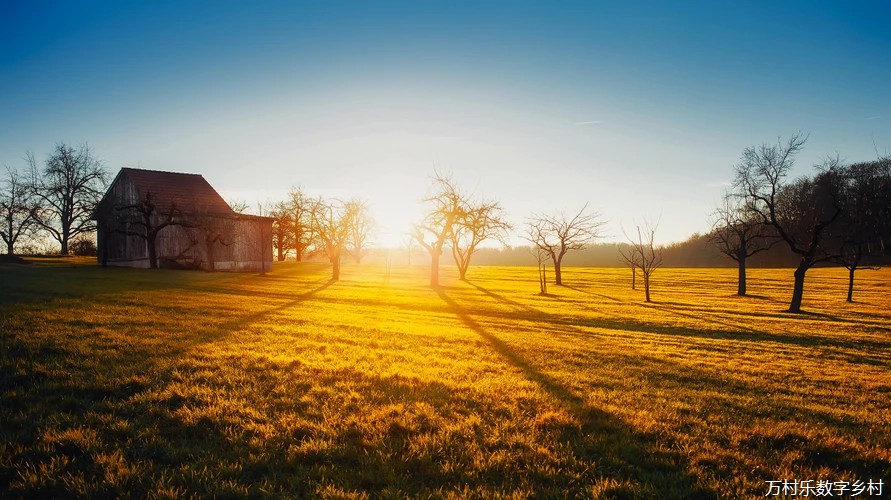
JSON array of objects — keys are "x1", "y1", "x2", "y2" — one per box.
[{"x1": 118, "y1": 168, "x2": 234, "y2": 216}]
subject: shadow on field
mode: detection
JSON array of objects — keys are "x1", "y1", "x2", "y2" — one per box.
[
  {"x1": 560, "y1": 283, "x2": 623, "y2": 303},
  {"x1": 436, "y1": 288, "x2": 717, "y2": 499},
  {"x1": 338, "y1": 285, "x2": 889, "y2": 353},
  {"x1": 647, "y1": 300, "x2": 891, "y2": 334}
]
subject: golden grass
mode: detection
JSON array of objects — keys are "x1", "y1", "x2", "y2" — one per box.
[{"x1": 1, "y1": 259, "x2": 889, "y2": 498}]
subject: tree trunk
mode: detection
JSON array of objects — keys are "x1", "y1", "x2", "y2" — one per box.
[
  {"x1": 147, "y1": 238, "x2": 158, "y2": 269},
  {"x1": 788, "y1": 263, "x2": 808, "y2": 313},
  {"x1": 206, "y1": 239, "x2": 215, "y2": 271},
  {"x1": 538, "y1": 263, "x2": 547, "y2": 294},
  {"x1": 332, "y1": 255, "x2": 341, "y2": 281},
  {"x1": 458, "y1": 259, "x2": 468, "y2": 280},
  {"x1": 553, "y1": 256, "x2": 563, "y2": 286},
  {"x1": 430, "y1": 252, "x2": 440, "y2": 287},
  {"x1": 644, "y1": 274, "x2": 651, "y2": 302},
  {"x1": 631, "y1": 265, "x2": 636, "y2": 290},
  {"x1": 6, "y1": 240, "x2": 13, "y2": 255},
  {"x1": 277, "y1": 246, "x2": 284, "y2": 262},
  {"x1": 737, "y1": 250, "x2": 747, "y2": 296},
  {"x1": 60, "y1": 219, "x2": 72, "y2": 255},
  {"x1": 847, "y1": 266, "x2": 855, "y2": 303}
]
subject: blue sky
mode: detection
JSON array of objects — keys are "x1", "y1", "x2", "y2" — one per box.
[{"x1": 2, "y1": 1, "x2": 890, "y2": 245}]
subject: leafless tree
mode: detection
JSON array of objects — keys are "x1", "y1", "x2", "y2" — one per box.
[
  {"x1": 190, "y1": 209, "x2": 236, "y2": 272},
  {"x1": 346, "y1": 198, "x2": 375, "y2": 264},
  {"x1": 228, "y1": 200, "x2": 249, "y2": 214},
  {"x1": 288, "y1": 186, "x2": 316, "y2": 262},
  {"x1": 525, "y1": 204, "x2": 605, "y2": 285},
  {"x1": 525, "y1": 226, "x2": 549, "y2": 294},
  {"x1": 624, "y1": 220, "x2": 663, "y2": 302},
  {"x1": 270, "y1": 200, "x2": 295, "y2": 262},
  {"x1": 617, "y1": 243, "x2": 639, "y2": 290},
  {"x1": 28, "y1": 143, "x2": 109, "y2": 254},
  {"x1": 733, "y1": 134, "x2": 845, "y2": 312},
  {"x1": 414, "y1": 173, "x2": 464, "y2": 287},
  {"x1": 112, "y1": 191, "x2": 185, "y2": 269},
  {"x1": 312, "y1": 197, "x2": 354, "y2": 281},
  {"x1": 0, "y1": 167, "x2": 39, "y2": 254},
  {"x1": 710, "y1": 192, "x2": 775, "y2": 296},
  {"x1": 832, "y1": 159, "x2": 891, "y2": 301},
  {"x1": 451, "y1": 198, "x2": 510, "y2": 280}
]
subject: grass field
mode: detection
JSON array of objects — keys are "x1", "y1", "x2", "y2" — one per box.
[{"x1": 1, "y1": 259, "x2": 889, "y2": 498}]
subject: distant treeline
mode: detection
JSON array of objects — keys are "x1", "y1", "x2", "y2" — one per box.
[{"x1": 425, "y1": 236, "x2": 891, "y2": 269}]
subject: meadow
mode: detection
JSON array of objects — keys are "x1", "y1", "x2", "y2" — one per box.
[{"x1": 0, "y1": 258, "x2": 889, "y2": 498}]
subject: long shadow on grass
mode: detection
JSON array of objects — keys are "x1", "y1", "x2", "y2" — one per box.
[
  {"x1": 435, "y1": 288, "x2": 716, "y2": 499},
  {"x1": 0, "y1": 278, "x2": 338, "y2": 496},
  {"x1": 353, "y1": 285, "x2": 889, "y2": 353},
  {"x1": 560, "y1": 283, "x2": 623, "y2": 303}
]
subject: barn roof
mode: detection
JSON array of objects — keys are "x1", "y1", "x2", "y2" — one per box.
[{"x1": 117, "y1": 167, "x2": 235, "y2": 216}]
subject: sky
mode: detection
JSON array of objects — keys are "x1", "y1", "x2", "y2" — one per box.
[{"x1": 2, "y1": 1, "x2": 890, "y2": 246}]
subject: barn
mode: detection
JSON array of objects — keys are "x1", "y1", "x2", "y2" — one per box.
[{"x1": 96, "y1": 167, "x2": 272, "y2": 272}]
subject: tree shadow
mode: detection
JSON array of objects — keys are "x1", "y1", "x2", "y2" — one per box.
[
  {"x1": 560, "y1": 283, "x2": 623, "y2": 303},
  {"x1": 435, "y1": 288, "x2": 717, "y2": 498},
  {"x1": 465, "y1": 281, "x2": 548, "y2": 315}
]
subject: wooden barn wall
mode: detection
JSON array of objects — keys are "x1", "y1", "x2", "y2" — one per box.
[
  {"x1": 98, "y1": 174, "x2": 151, "y2": 266},
  {"x1": 154, "y1": 217, "x2": 273, "y2": 272}
]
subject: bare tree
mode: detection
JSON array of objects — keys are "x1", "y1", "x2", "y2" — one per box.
[
  {"x1": 228, "y1": 200, "x2": 249, "y2": 214},
  {"x1": 28, "y1": 143, "x2": 109, "y2": 254},
  {"x1": 525, "y1": 204, "x2": 605, "y2": 285},
  {"x1": 624, "y1": 220, "x2": 663, "y2": 302},
  {"x1": 525, "y1": 226, "x2": 549, "y2": 294},
  {"x1": 312, "y1": 198, "x2": 354, "y2": 281},
  {"x1": 113, "y1": 192, "x2": 184, "y2": 269},
  {"x1": 346, "y1": 198, "x2": 375, "y2": 264},
  {"x1": 832, "y1": 159, "x2": 891, "y2": 301},
  {"x1": 414, "y1": 173, "x2": 464, "y2": 287},
  {"x1": 0, "y1": 167, "x2": 39, "y2": 254},
  {"x1": 288, "y1": 187, "x2": 316, "y2": 262},
  {"x1": 270, "y1": 200, "x2": 295, "y2": 262},
  {"x1": 733, "y1": 134, "x2": 844, "y2": 312},
  {"x1": 710, "y1": 192, "x2": 775, "y2": 296},
  {"x1": 451, "y1": 198, "x2": 510, "y2": 280},
  {"x1": 190, "y1": 209, "x2": 236, "y2": 272}
]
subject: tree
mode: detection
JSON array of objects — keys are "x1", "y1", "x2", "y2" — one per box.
[
  {"x1": 525, "y1": 204, "x2": 605, "y2": 285},
  {"x1": 346, "y1": 198, "x2": 374, "y2": 264},
  {"x1": 270, "y1": 200, "x2": 295, "y2": 262},
  {"x1": 311, "y1": 198, "x2": 354, "y2": 281},
  {"x1": 832, "y1": 159, "x2": 891, "y2": 301},
  {"x1": 733, "y1": 134, "x2": 844, "y2": 312},
  {"x1": 624, "y1": 220, "x2": 663, "y2": 302},
  {"x1": 451, "y1": 198, "x2": 510, "y2": 280},
  {"x1": 0, "y1": 167, "x2": 39, "y2": 254},
  {"x1": 28, "y1": 143, "x2": 109, "y2": 254},
  {"x1": 288, "y1": 187, "x2": 316, "y2": 262},
  {"x1": 190, "y1": 209, "x2": 236, "y2": 272},
  {"x1": 414, "y1": 173, "x2": 464, "y2": 287},
  {"x1": 113, "y1": 191, "x2": 184, "y2": 269},
  {"x1": 525, "y1": 226, "x2": 549, "y2": 294},
  {"x1": 710, "y1": 192, "x2": 775, "y2": 296}
]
